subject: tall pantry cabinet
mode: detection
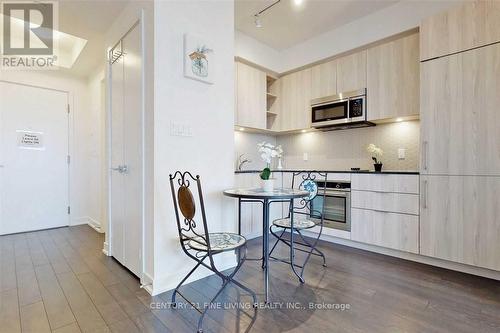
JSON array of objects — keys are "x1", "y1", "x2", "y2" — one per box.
[{"x1": 419, "y1": 0, "x2": 500, "y2": 271}]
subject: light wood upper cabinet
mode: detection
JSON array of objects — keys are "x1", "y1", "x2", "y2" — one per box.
[
  {"x1": 420, "y1": 43, "x2": 500, "y2": 176},
  {"x1": 367, "y1": 33, "x2": 419, "y2": 121},
  {"x1": 279, "y1": 68, "x2": 311, "y2": 131},
  {"x1": 310, "y1": 60, "x2": 336, "y2": 99},
  {"x1": 235, "y1": 61, "x2": 266, "y2": 129},
  {"x1": 336, "y1": 50, "x2": 366, "y2": 93},
  {"x1": 420, "y1": 1, "x2": 500, "y2": 61},
  {"x1": 420, "y1": 175, "x2": 500, "y2": 271}
]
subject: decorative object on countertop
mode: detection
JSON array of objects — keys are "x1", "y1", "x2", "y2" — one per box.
[
  {"x1": 237, "y1": 154, "x2": 251, "y2": 171},
  {"x1": 257, "y1": 142, "x2": 283, "y2": 191},
  {"x1": 184, "y1": 33, "x2": 213, "y2": 84},
  {"x1": 367, "y1": 143, "x2": 384, "y2": 172}
]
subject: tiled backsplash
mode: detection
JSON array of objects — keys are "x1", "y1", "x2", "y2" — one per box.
[{"x1": 235, "y1": 120, "x2": 420, "y2": 171}]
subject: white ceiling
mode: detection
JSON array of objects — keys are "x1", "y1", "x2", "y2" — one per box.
[
  {"x1": 235, "y1": 0, "x2": 399, "y2": 50},
  {"x1": 57, "y1": 0, "x2": 129, "y2": 77}
]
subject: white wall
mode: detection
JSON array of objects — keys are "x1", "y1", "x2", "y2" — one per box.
[
  {"x1": 153, "y1": 0, "x2": 235, "y2": 295},
  {"x1": 86, "y1": 67, "x2": 106, "y2": 231},
  {"x1": 0, "y1": 70, "x2": 96, "y2": 227},
  {"x1": 235, "y1": 30, "x2": 282, "y2": 71},
  {"x1": 235, "y1": 1, "x2": 462, "y2": 73}
]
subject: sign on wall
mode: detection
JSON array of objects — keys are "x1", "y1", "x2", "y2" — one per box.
[{"x1": 17, "y1": 130, "x2": 45, "y2": 150}]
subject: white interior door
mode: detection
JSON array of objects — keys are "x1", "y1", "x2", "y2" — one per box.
[
  {"x1": 110, "y1": 23, "x2": 143, "y2": 277},
  {"x1": 0, "y1": 82, "x2": 69, "y2": 235}
]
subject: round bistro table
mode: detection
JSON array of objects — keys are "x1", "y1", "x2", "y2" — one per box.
[{"x1": 223, "y1": 187, "x2": 309, "y2": 303}]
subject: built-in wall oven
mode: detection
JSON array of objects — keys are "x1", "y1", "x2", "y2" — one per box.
[{"x1": 311, "y1": 181, "x2": 351, "y2": 231}]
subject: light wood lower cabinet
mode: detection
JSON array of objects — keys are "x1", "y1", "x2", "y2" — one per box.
[
  {"x1": 351, "y1": 208, "x2": 419, "y2": 253},
  {"x1": 234, "y1": 173, "x2": 283, "y2": 239},
  {"x1": 351, "y1": 174, "x2": 419, "y2": 194},
  {"x1": 351, "y1": 190, "x2": 419, "y2": 215},
  {"x1": 420, "y1": 175, "x2": 500, "y2": 271}
]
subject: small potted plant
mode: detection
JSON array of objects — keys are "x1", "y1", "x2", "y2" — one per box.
[
  {"x1": 257, "y1": 142, "x2": 283, "y2": 191},
  {"x1": 367, "y1": 144, "x2": 384, "y2": 172}
]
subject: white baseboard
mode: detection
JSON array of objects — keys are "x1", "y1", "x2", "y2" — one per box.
[
  {"x1": 87, "y1": 217, "x2": 104, "y2": 233},
  {"x1": 150, "y1": 252, "x2": 237, "y2": 296},
  {"x1": 301, "y1": 230, "x2": 500, "y2": 281},
  {"x1": 141, "y1": 272, "x2": 154, "y2": 295},
  {"x1": 102, "y1": 241, "x2": 110, "y2": 256},
  {"x1": 70, "y1": 216, "x2": 104, "y2": 233}
]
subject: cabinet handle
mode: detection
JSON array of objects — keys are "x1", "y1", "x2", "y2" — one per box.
[
  {"x1": 423, "y1": 141, "x2": 429, "y2": 171},
  {"x1": 423, "y1": 180, "x2": 428, "y2": 209}
]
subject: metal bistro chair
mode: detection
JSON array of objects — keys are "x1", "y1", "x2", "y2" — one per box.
[
  {"x1": 269, "y1": 171, "x2": 328, "y2": 283},
  {"x1": 169, "y1": 171, "x2": 257, "y2": 333}
]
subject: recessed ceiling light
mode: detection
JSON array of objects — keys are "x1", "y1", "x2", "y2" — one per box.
[{"x1": 294, "y1": 0, "x2": 304, "y2": 5}]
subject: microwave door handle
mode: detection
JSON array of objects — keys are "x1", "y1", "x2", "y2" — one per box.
[{"x1": 347, "y1": 99, "x2": 351, "y2": 121}]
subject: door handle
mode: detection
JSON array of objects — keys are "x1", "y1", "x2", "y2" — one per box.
[
  {"x1": 111, "y1": 165, "x2": 129, "y2": 173},
  {"x1": 422, "y1": 180, "x2": 428, "y2": 209},
  {"x1": 423, "y1": 141, "x2": 428, "y2": 171}
]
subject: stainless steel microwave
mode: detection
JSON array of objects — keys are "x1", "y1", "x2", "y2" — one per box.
[{"x1": 311, "y1": 88, "x2": 374, "y2": 130}]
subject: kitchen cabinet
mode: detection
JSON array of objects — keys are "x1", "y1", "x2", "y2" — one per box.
[
  {"x1": 235, "y1": 61, "x2": 266, "y2": 129},
  {"x1": 367, "y1": 33, "x2": 419, "y2": 121},
  {"x1": 420, "y1": 43, "x2": 500, "y2": 176},
  {"x1": 336, "y1": 50, "x2": 366, "y2": 93},
  {"x1": 234, "y1": 172, "x2": 283, "y2": 239},
  {"x1": 351, "y1": 209, "x2": 419, "y2": 254},
  {"x1": 350, "y1": 174, "x2": 419, "y2": 253},
  {"x1": 420, "y1": 1, "x2": 500, "y2": 61},
  {"x1": 420, "y1": 175, "x2": 500, "y2": 271},
  {"x1": 351, "y1": 174, "x2": 419, "y2": 194},
  {"x1": 310, "y1": 60, "x2": 337, "y2": 99},
  {"x1": 351, "y1": 191, "x2": 419, "y2": 215},
  {"x1": 279, "y1": 68, "x2": 311, "y2": 131}
]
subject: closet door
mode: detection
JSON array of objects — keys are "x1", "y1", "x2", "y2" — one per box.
[{"x1": 110, "y1": 23, "x2": 143, "y2": 277}]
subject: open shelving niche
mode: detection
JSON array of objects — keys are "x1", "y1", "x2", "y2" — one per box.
[{"x1": 266, "y1": 75, "x2": 279, "y2": 130}]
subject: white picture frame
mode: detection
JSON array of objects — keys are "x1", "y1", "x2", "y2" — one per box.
[{"x1": 183, "y1": 33, "x2": 214, "y2": 84}]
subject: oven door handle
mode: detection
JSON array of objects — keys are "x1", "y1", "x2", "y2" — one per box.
[{"x1": 324, "y1": 191, "x2": 350, "y2": 197}]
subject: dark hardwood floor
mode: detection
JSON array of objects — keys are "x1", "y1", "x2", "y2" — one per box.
[{"x1": 1, "y1": 225, "x2": 500, "y2": 332}]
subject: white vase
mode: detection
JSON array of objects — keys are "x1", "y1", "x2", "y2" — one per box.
[
  {"x1": 261, "y1": 179, "x2": 275, "y2": 192},
  {"x1": 277, "y1": 157, "x2": 283, "y2": 170}
]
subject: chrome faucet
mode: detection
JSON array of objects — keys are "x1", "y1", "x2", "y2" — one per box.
[{"x1": 237, "y1": 154, "x2": 251, "y2": 171}]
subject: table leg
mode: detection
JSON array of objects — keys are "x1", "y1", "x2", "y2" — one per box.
[
  {"x1": 238, "y1": 198, "x2": 242, "y2": 236},
  {"x1": 263, "y1": 198, "x2": 270, "y2": 304}
]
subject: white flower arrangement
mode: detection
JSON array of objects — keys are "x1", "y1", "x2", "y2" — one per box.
[
  {"x1": 366, "y1": 143, "x2": 383, "y2": 164},
  {"x1": 257, "y1": 142, "x2": 283, "y2": 180}
]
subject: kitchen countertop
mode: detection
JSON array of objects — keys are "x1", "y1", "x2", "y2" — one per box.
[{"x1": 235, "y1": 169, "x2": 419, "y2": 175}]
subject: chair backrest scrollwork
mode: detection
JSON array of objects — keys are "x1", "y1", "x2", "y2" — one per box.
[
  {"x1": 290, "y1": 171, "x2": 328, "y2": 220},
  {"x1": 169, "y1": 171, "x2": 211, "y2": 252}
]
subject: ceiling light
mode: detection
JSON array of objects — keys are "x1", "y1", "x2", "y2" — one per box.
[
  {"x1": 254, "y1": 15, "x2": 262, "y2": 28},
  {"x1": 396, "y1": 118, "x2": 403, "y2": 122},
  {"x1": 294, "y1": 0, "x2": 304, "y2": 6}
]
